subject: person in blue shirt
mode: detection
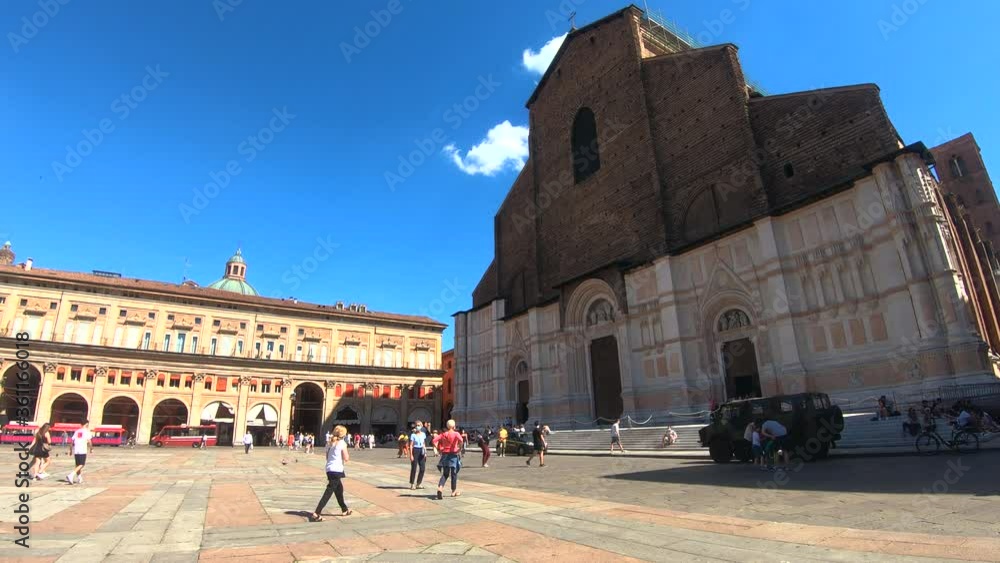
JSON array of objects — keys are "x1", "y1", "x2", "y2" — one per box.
[{"x1": 408, "y1": 420, "x2": 427, "y2": 490}]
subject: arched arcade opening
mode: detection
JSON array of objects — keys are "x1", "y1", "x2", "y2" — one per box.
[
  {"x1": 51, "y1": 392, "x2": 89, "y2": 424},
  {"x1": 1, "y1": 363, "x2": 41, "y2": 423},
  {"x1": 150, "y1": 399, "x2": 188, "y2": 442},
  {"x1": 101, "y1": 396, "x2": 140, "y2": 437}
]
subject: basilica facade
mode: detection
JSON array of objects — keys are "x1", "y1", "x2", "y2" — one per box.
[
  {"x1": 452, "y1": 6, "x2": 1000, "y2": 428},
  {"x1": 0, "y1": 245, "x2": 445, "y2": 445}
]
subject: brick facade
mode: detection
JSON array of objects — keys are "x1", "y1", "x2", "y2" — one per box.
[
  {"x1": 930, "y1": 132, "x2": 1000, "y2": 252},
  {"x1": 474, "y1": 6, "x2": 904, "y2": 313}
]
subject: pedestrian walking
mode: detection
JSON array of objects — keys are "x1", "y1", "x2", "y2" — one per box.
[
  {"x1": 408, "y1": 420, "x2": 427, "y2": 490},
  {"x1": 497, "y1": 426, "x2": 508, "y2": 457},
  {"x1": 610, "y1": 418, "x2": 625, "y2": 454},
  {"x1": 433, "y1": 420, "x2": 464, "y2": 499},
  {"x1": 29, "y1": 422, "x2": 53, "y2": 480},
  {"x1": 308, "y1": 425, "x2": 352, "y2": 521},
  {"x1": 477, "y1": 431, "x2": 490, "y2": 468},
  {"x1": 368, "y1": 434, "x2": 375, "y2": 449},
  {"x1": 243, "y1": 431, "x2": 254, "y2": 454},
  {"x1": 525, "y1": 421, "x2": 547, "y2": 467},
  {"x1": 66, "y1": 420, "x2": 92, "y2": 485},
  {"x1": 200, "y1": 433, "x2": 208, "y2": 449},
  {"x1": 460, "y1": 429, "x2": 468, "y2": 456}
]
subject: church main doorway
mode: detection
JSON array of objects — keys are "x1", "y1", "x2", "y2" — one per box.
[
  {"x1": 589, "y1": 335, "x2": 623, "y2": 423},
  {"x1": 722, "y1": 338, "x2": 761, "y2": 399}
]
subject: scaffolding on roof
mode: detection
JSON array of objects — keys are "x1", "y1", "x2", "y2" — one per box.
[{"x1": 639, "y1": 5, "x2": 769, "y2": 96}]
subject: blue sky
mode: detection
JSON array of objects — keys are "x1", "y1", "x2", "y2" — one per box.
[{"x1": 2, "y1": 1, "x2": 998, "y2": 349}]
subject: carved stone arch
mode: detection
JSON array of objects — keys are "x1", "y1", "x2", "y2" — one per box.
[
  {"x1": 506, "y1": 355, "x2": 529, "y2": 405},
  {"x1": 564, "y1": 278, "x2": 621, "y2": 331},
  {"x1": 715, "y1": 308, "x2": 753, "y2": 333}
]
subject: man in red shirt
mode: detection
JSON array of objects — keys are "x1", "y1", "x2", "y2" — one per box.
[{"x1": 432, "y1": 419, "x2": 464, "y2": 499}]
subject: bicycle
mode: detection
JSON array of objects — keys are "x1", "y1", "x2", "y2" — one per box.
[
  {"x1": 914, "y1": 420, "x2": 979, "y2": 455},
  {"x1": 125, "y1": 436, "x2": 137, "y2": 449}
]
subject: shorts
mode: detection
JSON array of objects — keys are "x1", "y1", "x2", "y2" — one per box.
[
  {"x1": 74, "y1": 454, "x2": 87, "y2": 467},
  {"x1": 752, "y1": 445, "x2": 763, "y2": 458},
  {"x1": 611, "y1": 436, "x2": 621, "y2": 444},
  {"x1": 533, "y1": 444, "x2": 544, "y2": 452}
]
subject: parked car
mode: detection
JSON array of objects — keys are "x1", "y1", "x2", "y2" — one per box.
[
  {"x1": 497, "y1": 431, "x2": 536, "y2": 456},
  {"x1": 698, "y1": 393, "x2": 844, "y2": 463}
]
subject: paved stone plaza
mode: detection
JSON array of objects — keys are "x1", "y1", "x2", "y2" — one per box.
[{"x1": 1, "y1": 445, "x2": 998, "y2": 562}]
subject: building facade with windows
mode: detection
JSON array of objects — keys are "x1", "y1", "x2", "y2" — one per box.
[
  {"x1": 929, "y1": 133, "x2": 1000, "y2": 252},
  {"x1": 0, "y1": 246, "x2": 445, "y2": 445},
  {"x1": 441, "y1": 348, "x2": 454, "y2": 424},
  {"x1": 452, "y1": 7, "x2": 1000, "y2": 429}
]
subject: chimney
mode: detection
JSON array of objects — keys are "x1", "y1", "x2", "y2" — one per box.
[{"x1": 24, "y1": 258, "x2": 33, "y2": 271}]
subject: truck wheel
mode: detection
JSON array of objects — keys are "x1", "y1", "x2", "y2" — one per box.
[
  {"x1": 733, "y1": 442, "x2": 753, "y2": 462},
  {"x1": 709, "y1": 440, "x2": 732, "y2": 463},
  {"x1": 518, "y1": 445, "x2": 526, "y2": 456},
  {"x1": 153, "y1": 441, "x2": 163, "y2": 448},
  {"x1": 815, "y1": 442, "x2": 830, "y2": 459},
  {"x1": 191, "y1": 442, "x2": 201, "y2": 449}
]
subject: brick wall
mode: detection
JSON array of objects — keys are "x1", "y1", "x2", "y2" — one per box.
[
  {"x1": 642, "y1": 45, "x2": 766, "y2": 249},
  {"x1": 528, "y1": 14, "x2": 666, "y2": 301},
  {"x1": 749, "y1": 85, "x2": 901, "y2": 211},
  {"x1": 930, "y1": 133, "x2": 1000, "y2": 251}
]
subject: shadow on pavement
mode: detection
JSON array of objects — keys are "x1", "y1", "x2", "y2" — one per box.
[{"x1": 603, "y1": 450, "x2": 1000, "y2": 495}]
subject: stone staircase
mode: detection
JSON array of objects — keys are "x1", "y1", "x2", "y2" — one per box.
[{"x1": 545, "y1": 412, "x2": 997, "y2": 453}]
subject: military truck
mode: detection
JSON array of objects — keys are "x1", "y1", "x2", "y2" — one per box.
[{"x1": 698, "y1": 393, "x2": 845, "y2": 463}]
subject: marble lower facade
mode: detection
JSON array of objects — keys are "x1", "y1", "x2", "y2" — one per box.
[{"x1": 454, "y1": 152, "x2": 1000, "y2": 428}]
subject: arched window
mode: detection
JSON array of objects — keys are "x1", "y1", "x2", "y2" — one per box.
[
  {"x1": 950, "y1": 156, "x2": 967, "y2": 178},
  {"x1": 571, "y1": 107, "x2": 600, "y2": 183}
]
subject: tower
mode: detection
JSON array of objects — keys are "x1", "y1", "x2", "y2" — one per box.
[
  {"x1": 206, "y1": 249, "x2": 259, "y2": 296},
  {"x1": 0, "y1": 242, "x2": 14, "y2": 266}
]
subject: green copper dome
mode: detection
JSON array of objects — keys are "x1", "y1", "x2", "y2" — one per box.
[
  {"x1": 207, "y1": 248, "x2": 257, "y2": 296},
  {"x1": 207, "y1": 277, "x2": 259, "y2": 296}
]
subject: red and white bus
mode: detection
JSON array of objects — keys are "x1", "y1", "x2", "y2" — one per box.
[
  {"x1": 91, "y1": 425, "x2": 126, "y2": 446},
  {"x1": 1, "y1": 423, "x2": 125, "y2": 446},
  {"x1": 0, "y1": 423, "x2": 37, "y2": 444},
  {"x1": 151, "y1": 424, "x2": 218, "y2": 448}
]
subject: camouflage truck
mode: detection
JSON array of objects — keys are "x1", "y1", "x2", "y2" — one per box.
[{"x1": 698, "y1": 393, "x2": 845, "y2": 463}]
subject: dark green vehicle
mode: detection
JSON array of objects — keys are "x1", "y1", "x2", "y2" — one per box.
[{"x1": 698, "y1": 393, "x2": 845, "y2": 463}]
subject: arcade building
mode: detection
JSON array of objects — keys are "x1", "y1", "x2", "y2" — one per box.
[
  {"x1": 0, "y1": 245, "x2": 445, "y2": 445},
  {"x1": 453, "y1": 6, "x2": 1000, "y2": 428}
]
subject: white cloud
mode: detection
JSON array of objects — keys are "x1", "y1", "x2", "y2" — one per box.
[
  {"x1": 522, "y1": 33, "x2": 567, "y2": 75},
  {"x1": 443, "y1": 121, "x2": 529, "y2": 176}
]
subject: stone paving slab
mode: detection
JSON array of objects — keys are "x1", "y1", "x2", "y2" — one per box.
[{"x1": 2, "y1": 446, "x2": 998, "y2": 561}]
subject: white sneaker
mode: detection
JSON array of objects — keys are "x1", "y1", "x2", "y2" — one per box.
[
  {"x1": 77, "y1": 477, "x2": 83, "y2": 484},
  {"x1": 66, "y1": 474, "x2": 74, "y2": 484},
  {"x1": 38, "y1": 472, "x2": 48, "y2": 480}
]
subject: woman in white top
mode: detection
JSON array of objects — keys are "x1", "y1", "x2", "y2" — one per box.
[{"x1": 309, "y1": 425, "x2": 352, "y2": 521}]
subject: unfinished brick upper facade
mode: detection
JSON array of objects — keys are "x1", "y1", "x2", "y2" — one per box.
[{"x1": 475, "y1": 6, "x2": 902, "y2": 316}]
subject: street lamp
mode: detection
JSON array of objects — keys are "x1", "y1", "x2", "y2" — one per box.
[{"x1": 288, "y1": 391, "x2": 297, "y2": 436}]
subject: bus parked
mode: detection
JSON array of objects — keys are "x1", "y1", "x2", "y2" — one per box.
[
  {"x1": 2, "y1": 423, "x2": 125, "y2": 446},
  {"x1": 151, "y1": 424, "x2": 217, "y2": 448}
]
